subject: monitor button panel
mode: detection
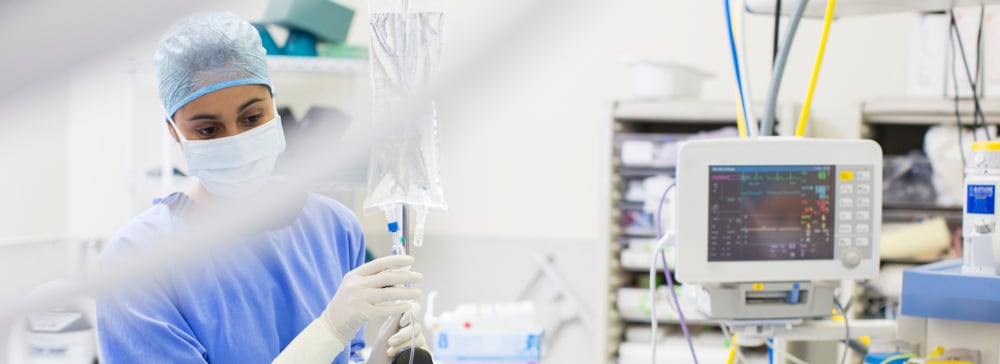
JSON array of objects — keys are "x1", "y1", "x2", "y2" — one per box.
[{"x1": 834, "y1": 165, "x2": 876, "y2": 263}]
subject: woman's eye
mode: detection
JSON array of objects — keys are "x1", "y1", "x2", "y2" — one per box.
[
  {"x1": 243, "y1": 114, "x2": 263, "y2": 125},
  {"x1": 196, "y1": 126, "x2": 218, "y2": 137}
]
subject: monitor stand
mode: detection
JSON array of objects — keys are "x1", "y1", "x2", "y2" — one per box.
[{"x1": 695, "y1": 281, "x2": 837, "y2": 320}]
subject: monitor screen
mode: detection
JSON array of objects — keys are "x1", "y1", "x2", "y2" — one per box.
[{"x1": 707, "y1": 165, "x2": 836, "y2": 262}]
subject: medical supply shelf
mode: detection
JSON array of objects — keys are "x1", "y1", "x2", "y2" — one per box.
[
  {"x1": 863, "y1": 98, "x2": 1000, "y2": 160},
  {"x1": 862, "y1": 98, "x2": 1000, "y2": 240},
  {"x1": 862, "y1": 98, "x2": 1000, "y2": 126},
  {"x1": 615, "y1": 100, "x2": 753, "y2": 122},
  {"x1": 616, "y1": 167, "x2": 675, "y2": 178},
  {"x1": 604, "y1": 100, "x2": 800, "y2": 364},
  {"x1": 266, "y1": 55, "x2": 368, "y2": 73},
  {"x1": 882, "y1": 205, "x2": 962, "y2": 225}
]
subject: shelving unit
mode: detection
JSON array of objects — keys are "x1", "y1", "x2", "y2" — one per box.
[
  {"x1": 863, "y1": 98, "x2": 1000, "y2": 125},
  {"x1": 263, "y1": 56, "x2": 370, "y2": 196},
  {"x1": 604, "y1": 99, "x2": 799, "y2": 364},
  {"x1": 861, "y1": 98, "x2": 1000, "y2": 229},
  {"x1": 857, "y1": 97, "x2": 1000, "y2": 323},
  {"x1": 266, "y1": 55, "x2": 368, "y2": 74}
]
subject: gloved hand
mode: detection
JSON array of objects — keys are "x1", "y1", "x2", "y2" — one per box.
[
  {"x1": 274, "y1": 255, "x2": 423, "y2": 364},
  {"x1": 387, "y1": 304, "x2": 428, "y2": 357},
  {"x1": 368, "y1": 304, "x2": 428, "y2": 364},
  {"x1": 322, "y1": 255, "x2": 424, "y2": 346}
]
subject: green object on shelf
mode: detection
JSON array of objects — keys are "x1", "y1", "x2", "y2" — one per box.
[
  {"x1": 319, "y1": 44, "x2": 368, "y2": 59},
  {"x1": 636, "y1": 274, "x2": 666, "y2": 288},
  {"x1": 263, "y1": 0, "x2": 354, "y2": 44}
]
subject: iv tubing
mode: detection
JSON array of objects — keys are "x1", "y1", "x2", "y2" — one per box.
[
  {"x1": 652, "y1": 182, "x2": 697, "y2": 363},
  {"x1": 725, "y1": 0, "x2": 755, "y2": 137},
  {"x1": 736, "y1": 0, "x2": 757, "y2": 137},
  {"x1": 761, "y1": 0, "x2": 809, "y2": 136}
]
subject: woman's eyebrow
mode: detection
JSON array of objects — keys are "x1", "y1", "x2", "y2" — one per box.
[
  {"x1": 187, "y1": 113, "x2": 219, "y2": 122},
  {"x1": 238, "y1": 98, "x2": 264, "y2": 112}
]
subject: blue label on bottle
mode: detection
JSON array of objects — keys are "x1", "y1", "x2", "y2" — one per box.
[
  {"x1": 437, "y1": 333, "x2": 448, "y2": 349},
  {"x1": 526, "y1": 335, "x2": 539, "y2": 350},
  {"x1": 967, "y1": 184, "x2": 996, "y2": 214}
]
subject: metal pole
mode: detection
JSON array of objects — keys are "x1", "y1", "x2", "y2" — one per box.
[{"x1": 401, "y1": 205, "x2": 410, "y2": 255}]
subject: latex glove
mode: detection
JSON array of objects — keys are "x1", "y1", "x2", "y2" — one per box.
[
  {"x1": 273, "y1": 255, "x2": 422, "y2": 364},
  {"x1": 387, "y1": 304, "x2": 428, "y2": 357},
  {"x1": 323, "y1": 255, "x2": 424, "y2": 344},
  {"x1": 367, "y1": 313, "x2": 400, "y2": 364},
  {"x1": 369, "y1": 304, "x2": 428, "y2": 364}
]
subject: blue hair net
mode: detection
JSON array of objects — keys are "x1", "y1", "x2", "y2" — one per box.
[{"x1": 155, "y1": 11, "x2": 274, "y2": 118}]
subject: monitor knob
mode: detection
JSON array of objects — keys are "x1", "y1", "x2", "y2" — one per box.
[{"x1": 841, "y1": 249, "x2": 861, "y2": 268}]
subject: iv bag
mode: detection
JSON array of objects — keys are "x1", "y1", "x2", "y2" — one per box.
[{"x1": 364, "y1": 0, "x2": 448, "y2": 237}]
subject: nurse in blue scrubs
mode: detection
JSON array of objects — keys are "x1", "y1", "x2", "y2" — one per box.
[{"x1": 96, "y1": 11, "x2": 425, "y2": 364}]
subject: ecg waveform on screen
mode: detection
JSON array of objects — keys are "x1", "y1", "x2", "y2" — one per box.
[
  {"x1": 740, "y1": 190, "x2": 802, "y2": 197},
  {"x1": 708, "y1": 166, "x2": 836, "y2": 262},
  {"x1": 741, "y1": 227, "x2": 803, "y2": 232},
  {"x1": 739, "y1": 171, "x2": 819, "y2": 184}
]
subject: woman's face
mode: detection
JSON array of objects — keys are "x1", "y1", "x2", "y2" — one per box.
[{"x1": 169, "y1": 84, "x2": 275, "y2": 141}]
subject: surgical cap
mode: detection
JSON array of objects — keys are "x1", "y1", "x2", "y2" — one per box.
[{"x1": 155, "y1": 11, "x2": 274, "y2": 118}]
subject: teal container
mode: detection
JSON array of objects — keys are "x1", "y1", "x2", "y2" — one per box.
[
  {"x1": 251, "y1": 23, "x2": 283, "y2": 55},
  {"x1": 262, "y1": 0, "x2": 354, "y2": 44},
  {"x1": 283, "y1": 29, "x2": 318, "y2": 56}
]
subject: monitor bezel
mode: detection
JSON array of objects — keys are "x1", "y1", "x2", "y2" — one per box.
[{"x1": 674, "y1": 138, "x2": 882, "y2": 284}]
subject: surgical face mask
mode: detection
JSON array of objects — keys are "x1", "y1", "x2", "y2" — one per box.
[{"x1": 168, "y1": 113, "x2": 286, "y2": 198}]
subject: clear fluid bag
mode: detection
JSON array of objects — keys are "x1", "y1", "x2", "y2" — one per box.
[{"x1": 365, "y1": 0, "x2": 447, "y2": 246}]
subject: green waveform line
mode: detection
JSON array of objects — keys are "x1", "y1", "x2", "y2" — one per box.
[{"x1": 740, "y1": 171, "x2": 810, "y2": 183}]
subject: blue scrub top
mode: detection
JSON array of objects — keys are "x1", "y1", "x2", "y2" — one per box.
[{"x1": 97, "y1": 192, "x2": 366, "y2": 363}]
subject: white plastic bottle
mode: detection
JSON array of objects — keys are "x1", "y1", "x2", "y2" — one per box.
[{"x1": 962, "y1": 141, "x2": 1000, "y2": 274}]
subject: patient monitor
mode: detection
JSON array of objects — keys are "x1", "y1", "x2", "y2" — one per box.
[{"x1": 674, "y1": 138, "x2": 882, "y2": 319}]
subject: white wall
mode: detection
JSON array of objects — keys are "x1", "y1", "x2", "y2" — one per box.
[
  {"x1": 427, "y1": 1, "x2": 915, "y2": 241},
  {"x1": 0, "y1": 80, "x2": 71, "y2": 364},
  {"x1": 0, "y1": 81, "x2": 69, "y2": 243},
  {"x1": 2, "y1": 1, "x2": 951, "y2": 363}
]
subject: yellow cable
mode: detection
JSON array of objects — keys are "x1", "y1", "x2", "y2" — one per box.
[
  {"x1": 927, "y1": 345, "x2": 944, "y2": 359},
  {"x1": 726, "y1": 333, "x2": 738, "y2": 364},
  {"x1": 735, "y1": 89, "x2": 748, "y2": 137},
  {"x1": 795, "y1": 0, "x2": 837, "y2": 137}
]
